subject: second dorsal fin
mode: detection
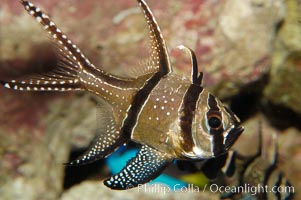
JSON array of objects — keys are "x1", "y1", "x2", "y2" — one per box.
[{"x1": 137, "y1": 0, "x2": 172, "y2": 75}]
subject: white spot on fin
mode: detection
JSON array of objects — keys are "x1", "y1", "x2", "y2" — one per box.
[{"x1": 4, "y1": 83, "x2": 10, "y2": 88}]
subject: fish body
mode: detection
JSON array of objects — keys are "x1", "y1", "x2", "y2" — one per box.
[
  {"x1": 132, "y1": 74, "x2": 240, "y2": 159},
  {"x1": 0, "y1": 0, "x2": 243, "y2": 190}
]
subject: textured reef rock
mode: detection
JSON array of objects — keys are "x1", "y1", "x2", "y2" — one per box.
[
  {"x1": 0, "y1": 0, "x2": 300, "y2": 200},
  {"x1": 60, "y1": 181, "x2": 218, "y2": 200},
  {"x1": 0, "y1": 94, "x2": 98, "y2": 200},
  {"x1": 169, "y1": 0, "x2": 285, "y2": 97},
  {"x1": 263, "y1": 0, "x2": 301, "y2": 114},
  {"x1": 0, "y1": 0, "x2": 286, "y2": 96}
]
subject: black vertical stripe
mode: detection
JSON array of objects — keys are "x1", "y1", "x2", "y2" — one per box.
[
  {"x1": 207, "y1": 94, "x2": 219, "y2": 111},
  {"x1": 207, "y1": 94, "x2": 224, "y2": 155},
  {"x1": 179, "y1": 84, "x2": 203, "y2": 152},
  {"x1": 119, "y1": 1, "x2": 172, "y2": 137},
  {"x1": 223, "y1": 151, "x2": 236, "y2": 177},
  {"x1": 262, "y1": 162, "x2": 277, "y2": 200},
  {"x1": 120, "y1": 72, "x2": 163, "y2": 137},
  {"x1": 284, "y1": 180, "x2": 294, "y2": 200},
  {"x1": 274, "y1": 172, "x2": 282, "y2": 200},
  {"x1": 211, "y1": 135, "x2": 224, "y2": 155}
]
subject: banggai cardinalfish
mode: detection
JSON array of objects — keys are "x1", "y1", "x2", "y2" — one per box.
[{"x1": 0, "y1": 0, "x2": 244, "y2": 190}]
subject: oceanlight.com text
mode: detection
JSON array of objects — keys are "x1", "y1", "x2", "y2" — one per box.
[
  {"x1": 209, "y1": 183, "x2": 294, "y2": 196},
  {"x1": 136, "y1": 183, "x2": 294, "y2": 196}
]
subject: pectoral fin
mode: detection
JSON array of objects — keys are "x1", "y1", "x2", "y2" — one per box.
[{"x1": 104, "y1": 145, "x2": 173, "y2": 190}]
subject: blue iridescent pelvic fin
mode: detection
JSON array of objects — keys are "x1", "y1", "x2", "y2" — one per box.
[{"x1": 104, "y1": 145, "x2": 173, "y2": 190}]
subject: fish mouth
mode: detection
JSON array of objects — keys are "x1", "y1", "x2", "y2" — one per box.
[
  {"x1": 225, "y1": 126, "x2": 244, "y2": 150},
  {"x1": 211, "y1": 125, "x2": 243, "y2": 157},
  {"x1": 223, "y1": 106, "x2": 244, "y2": 150}
]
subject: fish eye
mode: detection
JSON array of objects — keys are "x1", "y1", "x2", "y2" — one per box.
[{"x1": 208, "y1": 115, "x2": 222, "y2": 129}]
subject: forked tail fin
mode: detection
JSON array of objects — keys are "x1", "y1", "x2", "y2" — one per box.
[{"x1": 1, "y1": 0, "x2": 99, "y2": 92}]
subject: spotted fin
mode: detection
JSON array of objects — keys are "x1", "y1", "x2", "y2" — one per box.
[
  {"x1": 68, "y1": 106, "x2": 126, "y2": 166},
  {"x1": 104, "y1": 145, "x2": 173, "y2": 190},
  {"x1": 0, "y1": 74, "x2": 81, "y2": 92},
  {"x1": 0, "y1": 0, "x2": 96, "y2": 92},
  {"x1": 137, "y1": 0, "x2": 172, "y2": 75}
]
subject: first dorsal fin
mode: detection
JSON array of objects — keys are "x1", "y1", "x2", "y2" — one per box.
[
  {"x1": 137, "y1": 0, "x2": 172, "y2": 75},
  {"x1": 177, "y1": 45, "x2": 203, "y2": 85}
]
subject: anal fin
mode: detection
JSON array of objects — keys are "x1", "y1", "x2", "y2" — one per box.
[
  {"x1": 68, "y1": 132, "x2": 126, "y2": 166},
  {"x1": 104, "y1": 145, "x2": 173, "y2": 190},
  {"x1": 68, "y1": 114, "x2": 126, "y2": 166}
]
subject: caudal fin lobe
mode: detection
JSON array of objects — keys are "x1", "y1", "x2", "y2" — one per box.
[
  {"x1": 0, "y1": 0, "x2": 98, "y2": 92},
  {"x1": 0, "y1": 76, "x2": 81, "y2": 92}
]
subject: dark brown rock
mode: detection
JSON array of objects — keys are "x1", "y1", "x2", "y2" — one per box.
[
  {"x1": 263, "y1": 0, "x2": 301, "y2": 114},
  {"x1": 0, "y1": 94, "x2": 99, "y2": 200}
]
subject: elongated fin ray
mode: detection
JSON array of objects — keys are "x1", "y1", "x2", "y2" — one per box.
[
  {"x1": 177, "y1": 45, "x2": 203, "y2": 85},
  {"x1": 19, "y1": 0, "x2": 96, "y2": 71},
  {"x1": 0, "y1": 77, "x2": 80, "y2": 92},
  {"x1": 104, "y1": 145, "x2": 173, "y2": 190},
  {"x1": 137, "y1": 0, "x2": 172, "y2": 75}
]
